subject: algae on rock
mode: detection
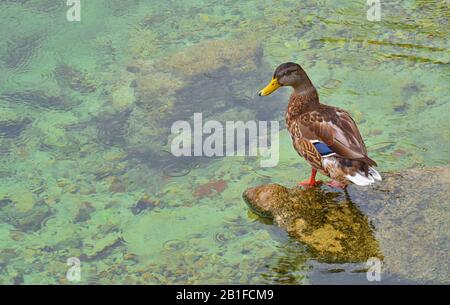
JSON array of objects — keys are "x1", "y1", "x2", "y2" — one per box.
[{"x1": 243, "y1": 166, "x2": 450, "y2": 283}]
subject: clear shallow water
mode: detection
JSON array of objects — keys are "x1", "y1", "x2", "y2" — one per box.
[{"x1": 0, "y1": 0, "x2": 448, "y2": 284}]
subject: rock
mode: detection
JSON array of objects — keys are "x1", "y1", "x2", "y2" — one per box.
[
  {"x1": 155, "y1": 35, "x2": 264, "y2": 107},
  {"x1": 54, "y1": 64, "x2": 97, "y2": 94},
  {"x1": 193, "y1": 179, "x2": 228, "y2": 199},
  {"x1": 243, "y1": 185, "x2": 381, "y2": 263},
  {"x1": 0, "y1": 108, "x2": 32, "y2": 140},
  {"x1": 243, "y1": 166, "x2": 450, "y2": 284},
  {"x1": 81, "y1": 233, "x2": 122, "y2": 260},
  {"x1": 0, "y1": 198, "x2": 52, "y2": 232},
  {"x1": 130, "y1": 193, "x2": 159, "y2": 215},
  {"x1": 74, "y1": 201, "x2": 96, "y2": 223},
  {"x1": 110, "y1": 85, "x2": 135, "y2": 112},
  {"x1": 158, "y1": 35, "x2": 262, "y2": 76},
  {"x1": 12, "y1": 190, "x2": 35, "y2": 212},
  {"x1": 103, "y1": 149, "x2": 127, "y2": 162},
  {"x1": 107, "y1": 176, "x2": 126, "y2": 193},
  {"x1": 1, "y1": 33, "x2": 41, "y2": 70},
  {"x1": 126, "y1": 34, "x2": 279, "y2": 155},
  {"x1": 95, "y1": 108, "x2": 131, "y2": 147}
]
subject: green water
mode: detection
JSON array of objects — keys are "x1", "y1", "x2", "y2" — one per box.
[{"x1": 0, "y1": 0, "x2": 448, "y2": 284}]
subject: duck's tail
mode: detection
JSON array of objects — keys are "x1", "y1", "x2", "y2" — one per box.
[{"x1": 347, "y1": 167, "x2": 382, "y2": 186}]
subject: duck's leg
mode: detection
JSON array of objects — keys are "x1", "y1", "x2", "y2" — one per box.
[{"x1": 298, "y1": 168, "x2": 322, "y2": 187}]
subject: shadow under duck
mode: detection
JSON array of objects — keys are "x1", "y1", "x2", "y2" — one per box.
[{"x1": 259, "y1": 62, "x2": 381, "y2": 188}]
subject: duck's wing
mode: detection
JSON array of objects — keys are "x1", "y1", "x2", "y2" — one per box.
[{"x1": 297, "y1": 106, "x2": 377, "y2": 166}]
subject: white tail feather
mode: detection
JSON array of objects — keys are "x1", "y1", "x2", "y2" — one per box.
[
  {"x1": 347, "y1": 167, "x2": 382, "y2": 186},
  {"x1": 347, "y1": 172, "x2": 374, "y2": 186},
  {"x1": 368, "y1": 167, "x2": 382, "y2": 181}
]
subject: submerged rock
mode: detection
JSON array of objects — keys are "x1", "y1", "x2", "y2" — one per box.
[
  {"x1": 132, "y1": 35, "x2": 265, "y2": 122},
  {"x1": 54, "y1": 64, "x2": 97, "y2": 94},
  {"x1": 158, "y1": 36, "x2": 263, "y2": 77},
  {"x1": 0, "y1": 110, "x2": 32, "y2": 139},
  {"x1": 127, "y1": 34, "x2": 280, "y2": 154},
  {"x1": 81, "y1": 233, "x2": 123, "y2": 261},
  {"x1": 96, "y1": 109, "x2": 132, "y2": 147},
  {"x1": 243, "y1": 167, "x2": 450, "y2": 284},
  {"x1": 0, "y1": 198, "x2": 52, "y2": 232},
  {"x1": 1, "y1": 34, "x2": 41, "y2": 70}
]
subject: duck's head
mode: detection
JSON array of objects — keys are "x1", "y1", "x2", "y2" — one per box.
[{"x1": 259, "y1": 62, "x2": 313, "y2": 96}]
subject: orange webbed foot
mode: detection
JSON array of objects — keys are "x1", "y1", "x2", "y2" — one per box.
[
  {"x1": 298, "y1": 180, "x2": 323, "y2": 188},
  {"x1": 298, "y1": 168, "x2": 322, "y2": 188}
]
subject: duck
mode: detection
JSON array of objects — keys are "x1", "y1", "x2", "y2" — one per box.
[{"x1": 259, "y1": 62, "x2": 381, "y2": 188}]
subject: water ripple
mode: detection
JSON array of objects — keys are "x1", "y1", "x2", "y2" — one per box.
[
  {"x1": 1, "y1": 33, "x2": 44, "y2": 71},
  {"x1": 96, "y1": 109, "x2": 132, "y2": 147},
  {"x1": 163, "y1": 239, "x2": 187, "y2": 252},
  {"x1": 1, "y1": 90, "x2": 82, "y2": 111}
]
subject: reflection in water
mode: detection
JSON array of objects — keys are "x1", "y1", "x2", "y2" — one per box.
[{"x1": 260, "y1": 239, "x2": 310, "y2": 284}]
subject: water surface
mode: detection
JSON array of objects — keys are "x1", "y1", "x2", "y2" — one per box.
[{"x1": 0, "y1": 0, "x2": 448, "y2": 284}]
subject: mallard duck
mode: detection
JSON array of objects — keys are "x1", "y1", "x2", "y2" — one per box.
[{"x1": 259, "y1": 62, "x2": 381, "y2": 188}]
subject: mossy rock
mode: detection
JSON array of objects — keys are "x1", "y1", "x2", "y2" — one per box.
[
  {"x1": 243, "y1": 166, "x2": 450, "y2": 284},
  {"x1": 243, "y1": 185, "x2": 381, "y2": 263}
]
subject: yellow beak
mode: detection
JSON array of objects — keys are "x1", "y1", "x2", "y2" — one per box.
[{"x1": 259, "y1": 78, "x2": 281, "y2": 96}]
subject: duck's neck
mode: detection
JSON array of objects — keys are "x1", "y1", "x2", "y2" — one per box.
[
  {"x1": 288, "y1": 84, "x2": 320, "y2": 116},
  {"x1": 286, "y1": 86, "x2": 319, "y2": 136},
  {"x1": 293, "y1": 77, "x2": 317, "y2": 95}
]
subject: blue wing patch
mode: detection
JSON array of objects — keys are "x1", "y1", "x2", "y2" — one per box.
[{"x1": 313, "y1": 141, "x2": 335, "y2": 156}]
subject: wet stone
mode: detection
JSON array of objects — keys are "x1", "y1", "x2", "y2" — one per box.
[
  {"x1": 1, "y1": 34, "x2": 41, "y2": 70},
  {"x1": 243, "y1": 166, "x2": 450, "y2": 283},
  {"x1": 0, "y1": 201, "x2": 52, "y2": 232},
  {"x1": 54, "y1": 64, "x2": 97, "y2": 94},
  {"x1": 0, "y1": 117, "x2": 32, "y2": 139},
  {"x1": 130, "y1": 193, "x2": 158, "y2": 215},
  {"x1": 74, "y1": 202, "x2": 96, "y2": 223},
  {"x1": 96, "y1": 109, "x2": 132, "y2": 147},
  {"x1": 126, "y1": 66, "x2": 140, "y2": 73}
]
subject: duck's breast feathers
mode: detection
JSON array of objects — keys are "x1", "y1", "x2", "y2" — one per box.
[{"x1": 296, "y1": 105, "x2": 376, "y2": 166}]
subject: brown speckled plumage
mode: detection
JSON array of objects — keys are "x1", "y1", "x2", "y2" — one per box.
[{"x1": 260, "y1": 62, "x2": 381, "y2": 187}]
